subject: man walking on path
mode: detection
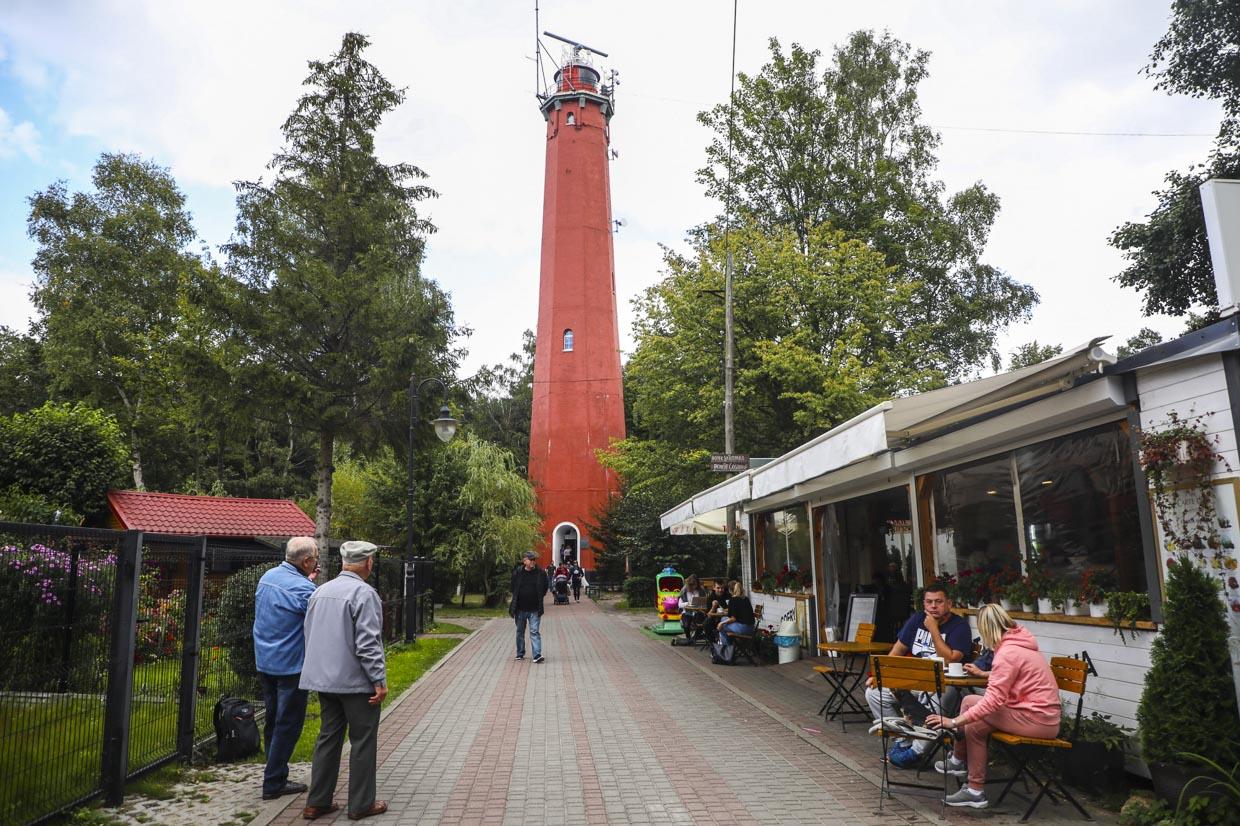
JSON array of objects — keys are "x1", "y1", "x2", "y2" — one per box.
[
  {"x1": 300, "y1": 541, "x2": 389, "y2": 821},
  {"x1": 252, "y1": 536, "x2": 318, "y2": 801},
  {"x1": 511, "y1": 550, "x2": 548, "y2": 663}
]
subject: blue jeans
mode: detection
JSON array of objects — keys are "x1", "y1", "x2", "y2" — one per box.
[
  {"x1": 719, "y1": 621, "x2": 753, "y2": 640},
  {"x1": 259, "y1": 672, "x2": 309, "y2": 794},
  {"x1": 515, "y1": 611, "x2": 542, "y2": 658}
]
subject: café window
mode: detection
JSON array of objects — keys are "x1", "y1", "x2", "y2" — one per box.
[
  {"x1": 929, "y1": 454, "x2": 1022, "y2": 577},
  {"x1": 921, "y1": 420, "x2": 1147, "y2": 598},
  {"x1": 757, "y1": 508, "x2": 811, "y2": 585},
  {"x1": 1016, "y1": 423, "x2": 1145, "y2": 591}
]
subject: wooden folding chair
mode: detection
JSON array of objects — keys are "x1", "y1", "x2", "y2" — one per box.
[
  {"x1": 871, "y1": 655, "x2": 950, "y2": 812},
  {"x1": 729, "y1": 604, "x2": 764, "y2": 665},
  {"x1": 991, "y1": 656, "x2": 1093, "y2": 822},
  {"x1": 814, "y1": 622, "x2": 875, "y2": 727}
]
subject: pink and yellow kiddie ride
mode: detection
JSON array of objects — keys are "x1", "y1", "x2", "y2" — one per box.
[{"x1": 653, "y1": 567, "x2": 685, "y2": 635}]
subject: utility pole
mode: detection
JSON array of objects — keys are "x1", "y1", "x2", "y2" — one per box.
[{"x1": 723, "y1": 0, "x2": 739, "y2": 579}]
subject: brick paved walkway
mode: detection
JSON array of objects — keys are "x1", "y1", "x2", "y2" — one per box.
[{"x1": 251, "y1": 599, "x2": 1111, "y2": 825}]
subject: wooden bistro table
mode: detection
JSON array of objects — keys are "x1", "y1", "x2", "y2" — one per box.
[
  {"x1": 815, "y1": 640, "x2": 890, "y2": 727},
  {"x1": 944, "y1": 673, "x2": 989, "y2": 690}
]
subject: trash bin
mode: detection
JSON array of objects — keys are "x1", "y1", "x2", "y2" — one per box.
[{"x1": 773, "y1": 634, "x2": 800, "y2": 664}]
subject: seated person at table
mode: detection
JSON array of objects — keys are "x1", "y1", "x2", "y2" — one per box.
[
  {"x1": 864, "y1": 581, "x2": 971, "y2": 768},
  {"x1": 926, "y1": 604, "x2": 1060, "y2": 810},
  {"x1": 717, "y1": 581, "x2": 755, "y2": 642},
  {"x1": 704, "y1": 580, "x2": 730, "y2": 640},
  {"x1": 677, "y1": 575, "x2": 707, "y2": 636}
]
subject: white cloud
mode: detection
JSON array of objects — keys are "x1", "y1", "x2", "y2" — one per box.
[
  {"x1": 0, "y1": 107, "x2": 41, "y2": 160},
  {"x1": 0, "y1": 269, "x2": 35, "y2": 332},
  {"x1": 0, "y1": 0, "x2": 1227, "y2": 376}
]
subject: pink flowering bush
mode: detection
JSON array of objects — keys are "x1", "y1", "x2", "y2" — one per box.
[{"x1": 0, "y1": 541, "x2": 116, "y2": 691}]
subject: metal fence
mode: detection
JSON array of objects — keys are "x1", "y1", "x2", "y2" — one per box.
[{"x1": 0, "y1": 521, "x2": 435, "y2": 825}]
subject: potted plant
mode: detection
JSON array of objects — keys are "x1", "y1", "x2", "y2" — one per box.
[
  {"x1": 1061, "y1": 711, "x2": 1132, "y2": 793},
  {"x1": 1079, "y1": 568, "x2": 1115, "y2": 618},
  {"x1": 1107, "y1": 591, "x2": 1150, "y2": 641},
  {"x1": 955, "y1": 568, "x2": 989, "y2": 607},
  {"x1": 1004, "y1": 576, "x2": 1034, "y2": 613},
  {"x1": 1137, "y1": 557, "x2": 1240, "y2": 805},
  {"x1": 1046, "y1": 579, "x2": 1072, "y2": 614},
  {"x1": 1140, "y1": 411, "x2": 1228, "y2": 565},
  {"x1": 756, "y1": 569, "x2": 778, "y2": 593},
  {"x1": 1025, "y1": 558, "x2": 1054, "y2": 613},
  {"x1": 991, "y1": 569, "x2": 1020, "y2": 611}
]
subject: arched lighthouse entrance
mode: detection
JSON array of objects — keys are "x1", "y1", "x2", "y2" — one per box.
[{"x1": 552, "y1": 522, "x2": 579, "y2": 566}]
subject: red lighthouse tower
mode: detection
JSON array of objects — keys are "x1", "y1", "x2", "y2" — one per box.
[{"x1": 528, "y1": 44, "x2": 626, "y2": 570}]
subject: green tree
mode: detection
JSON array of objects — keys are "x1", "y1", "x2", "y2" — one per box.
[
  {"x1": 1116, "y1": 327, "x2": 1165, "y2": 359},
  {"x1": 1111, "y1": 0, "x2": 1240, "y2": 317},
  {"x1": 0, "y1": 402, "x2": 128, "y2": 521},
  {"x1": 465, "y1": 330, "x2": 534, "y2": 474},
  {"x1": 696, "y1": 32, "x2": 1037, "y2": 378},
  {"x1": 431, "y1": 434, "x2": 540, "y2": 606},
  {"x1": 627, "y1": 219, "x2": 934, "y2": 457},
  {"x1": 223, "y1": 32, "x2": 460, "y2": 552},
  {"x1": 592, "y1": 438, "x2": 724, "y2": 582},
  {"x1": 26, "y1": 153, "x2": 207, "y2": 490},
  {"x1": 1007, "y1": 341, "x2": 1062, "y2": 371},
  {"x1": 0, "y1": 327, "x2": 49, "y2": 418}
]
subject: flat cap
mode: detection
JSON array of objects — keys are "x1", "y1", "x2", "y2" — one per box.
[{"x1": 340, "y1": 540, "x2": 379, "y2": 563}]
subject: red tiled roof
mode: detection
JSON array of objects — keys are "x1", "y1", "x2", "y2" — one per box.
[{"x1": 107, "y1": 490, "x2": 316, "y2": 538}]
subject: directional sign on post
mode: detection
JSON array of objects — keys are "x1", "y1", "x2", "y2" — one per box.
[{"x1": 710, "y1": 453, "x2": 749, "y2": 472}]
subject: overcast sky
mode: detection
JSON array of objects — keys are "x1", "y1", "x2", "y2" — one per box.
[{"x1": 0, "y1": 1, "x2": 1224, "y2": 380}]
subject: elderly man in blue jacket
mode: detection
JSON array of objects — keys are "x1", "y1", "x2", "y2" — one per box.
[
  {"x1": 300, "y1": 540, "x2": 388, "y2": 822},
  {"x1": 252, "y1": 536, "x2": 319, "y2": 800}
]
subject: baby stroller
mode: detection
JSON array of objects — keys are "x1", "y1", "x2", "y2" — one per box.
[{"x1": 552, "y1": 573, "x2": 571, "y2": 605}]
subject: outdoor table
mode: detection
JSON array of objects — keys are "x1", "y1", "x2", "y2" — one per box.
[
  {"x1": 815, "y1": 641, "x2": 890, "y2": 727},
  {"x1": 944, "y1": 673, "x2": 989, "y2": 689},
  {"x1": 671, "y1": 606, "x2": 710, "y2": 647}
]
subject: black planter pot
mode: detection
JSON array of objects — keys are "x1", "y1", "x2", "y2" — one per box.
[
  {"x1": 1149, "y1": 761, "x2": 1228, "y2": 807},
  {"x1": 1061, "y1": 741, "x2": 1125, "y2": 793}
]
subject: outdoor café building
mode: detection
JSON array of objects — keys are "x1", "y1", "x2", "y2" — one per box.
[{"x1": 661, "y1": 323, "x2": 1240, "y2": 751}]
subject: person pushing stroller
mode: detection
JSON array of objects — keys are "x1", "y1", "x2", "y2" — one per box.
[{"x1": 552, "y1": 561, "x2": 572, "y2": 605}]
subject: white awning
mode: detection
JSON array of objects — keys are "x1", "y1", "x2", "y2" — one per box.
[
  {"x1": 659, "y1": 471, "x2": 751, "y2": 532},
  {"x1": 662, "y1": 336, "x2": 1117, "y2": 529}
]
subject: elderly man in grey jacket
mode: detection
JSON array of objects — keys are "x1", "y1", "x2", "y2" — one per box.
[{"x1": 299, "y1": 541, "x2": 388, "y2": 821}]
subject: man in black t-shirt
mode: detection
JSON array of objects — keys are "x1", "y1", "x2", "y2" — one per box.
[{"x1": 511, "y1": 552, "x2": 549, "y2": 663}]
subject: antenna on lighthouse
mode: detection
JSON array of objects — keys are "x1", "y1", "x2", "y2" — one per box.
[{"x1": 542, "y1": 31, "x2": 609, "y2": 59}]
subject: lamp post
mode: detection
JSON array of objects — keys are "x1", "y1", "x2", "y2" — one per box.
[{"x1": 405, "y1": 375, "x2": 458, "y2": 641}]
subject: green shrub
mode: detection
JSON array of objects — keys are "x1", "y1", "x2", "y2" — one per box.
[
  {"x1": 0, "y1": 486, "x2": 80, "y2": 524},
  {"x1": 0, "y1": 403, "x2": 128, "y2": 520},
  {"x1": 211, "y1": 564, "x2": 273, "y2": 693},
  {"x1": 1137, "y1": 559, "x2": 1240, "y2": 767},
  {"x1": 622, "y1": 576, "x2": 654, "y2": 608},
  {"x1": 0, "y1": 540, "x2": 114, "y2": 691}
]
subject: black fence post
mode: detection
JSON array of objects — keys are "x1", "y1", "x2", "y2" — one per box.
[
  {"x1": 176, "y1": 537, "x2": 208, "y2": 759},
  {"x1": 101, "y1": 530, "x2": 143, "y2": 806},
  {"x1": 404, "y1": 559, "x2": 416, "y2": 643}
]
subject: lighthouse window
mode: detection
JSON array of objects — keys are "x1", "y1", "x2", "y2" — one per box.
[
  {"x1": 566, "y1": 112, "x2": 575, "y2": 125},
  {"x1": 563, "y1": 329, "x2": 574, "y2": 351}
]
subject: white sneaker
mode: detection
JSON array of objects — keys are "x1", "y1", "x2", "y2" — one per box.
[
  {"x1": 944, "y1": 786, "x2": 987, "y2": 809},
  {"x1": 934, "y1": 756, "x2": 967, "y2": 777}
]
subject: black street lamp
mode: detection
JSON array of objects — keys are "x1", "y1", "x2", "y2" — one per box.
[{"x1": 405, "y1": 376, "x2": 458, "y2": 641}]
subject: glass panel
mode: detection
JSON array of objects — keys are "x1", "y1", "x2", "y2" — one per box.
[
  {"x1": 931, "y1": 455, "x2": 1022, "y2": 581},
  {"x1": 833, "y1": 486, "x2": 914, "y2": 642},
  {"x1": 1016, "y1": 422, "x2": 1147, "y2": 594},
  {"x1": 761, "y1": 509, "x2": 811, "y2": 578}
]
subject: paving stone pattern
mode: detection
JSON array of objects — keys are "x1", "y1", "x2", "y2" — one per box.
[{"x1": 241, "y1": 599, "x2": 1111, "y2": 825}]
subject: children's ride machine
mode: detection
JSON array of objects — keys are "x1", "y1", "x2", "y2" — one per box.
[{"x1": 652, "y1": 567, "x2": 685, "y2": 635}]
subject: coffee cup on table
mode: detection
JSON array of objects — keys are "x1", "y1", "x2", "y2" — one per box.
[{"x1": 947, "y1": 662, "x2": 965, "y2": 678}]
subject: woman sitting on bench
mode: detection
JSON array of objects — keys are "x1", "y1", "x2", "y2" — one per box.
[{"x1": 717, "y1": 581, "x2": 754, "y2": 641}]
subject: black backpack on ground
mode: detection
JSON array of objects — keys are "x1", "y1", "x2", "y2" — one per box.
[
  {"x1": 711, "y1": 637, "x2": 735, "y2": 666},
  {"x1": 213, "y1": 697, "x2": 261, "y2": 761}
]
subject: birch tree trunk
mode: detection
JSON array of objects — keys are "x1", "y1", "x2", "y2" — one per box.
[{"x1": 315, "y1": 429, "x2": 334, "y2": 556}]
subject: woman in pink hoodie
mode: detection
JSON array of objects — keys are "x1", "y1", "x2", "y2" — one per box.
[{"x1": 926, "y1": 604, "x2": 1061, "y2": 809}]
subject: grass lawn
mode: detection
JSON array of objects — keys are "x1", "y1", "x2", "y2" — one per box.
[
  {"x1": 288, "y1": 637, "x2": 458, "y2": 763},
  {"x1": 436, "y1": 593, "x2": 509, "y2": 618},
  {"x1": 424, "y1": 621, "x2": 472, "y2": 634}
]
